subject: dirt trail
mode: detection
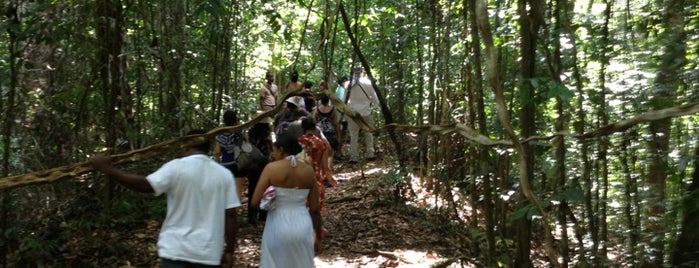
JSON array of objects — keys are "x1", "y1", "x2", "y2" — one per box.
[{"x1": 233, "y1": 160, "x2": 465, "y2": 268}]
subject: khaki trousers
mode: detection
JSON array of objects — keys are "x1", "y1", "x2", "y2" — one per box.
[{"x1": 346, "y1": 114, "x2": 375, "y2": 161}]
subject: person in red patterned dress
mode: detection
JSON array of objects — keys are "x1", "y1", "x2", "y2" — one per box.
[{"x1": 297, "y1": 117, "x2": 337, "y2": 215}]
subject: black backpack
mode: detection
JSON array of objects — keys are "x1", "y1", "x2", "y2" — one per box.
[{"x1": 316, "y1": 109, "x2": 335, "y2": 134}]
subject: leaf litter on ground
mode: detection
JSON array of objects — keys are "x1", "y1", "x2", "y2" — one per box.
[{"x1": 123, "y1": 159, "x2": 471, "y2": 268}]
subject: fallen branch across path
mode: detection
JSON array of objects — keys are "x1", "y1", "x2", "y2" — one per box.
[{"x1": 1, "y1": 102, "x2": 697, "y2": 190}]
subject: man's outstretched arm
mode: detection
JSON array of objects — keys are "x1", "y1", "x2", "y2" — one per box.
[{"x1": 89, "y1": 155, "x2": 154, "y2": 193}]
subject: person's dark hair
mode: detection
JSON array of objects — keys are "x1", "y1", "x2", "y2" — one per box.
[
  {"x1": 339, "y1": 76, "x2": 349, "y2": 84},
  {"x1": 301, "y1": 117, "x2": 316, "y2": 132},
  {"x1": 293, "y1": 109, "x2": 307, "y2": 119},
  {"x1": 186, "y1": 129, "x2": 210, "y2": 153},
  {"x1": 290, "y1": 70, "x2": 299, "y2": 82},
  {"x1": 303, "y1": 81, "x2": 313, "y2": 89},
  {"x1": 320, "y1": 96, "x2": 330, "y2": 105},
  {"x1": 223, "y1": 110, "x2": 238, "y2": 126},
  {"x1": 274, "y1": 133, "x2": 302, "y2": 156},
  {"x1": 249, "y1": 122, "x2": 271, "y2": 139}
]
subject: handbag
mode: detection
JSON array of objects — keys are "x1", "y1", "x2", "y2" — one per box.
[
  {"x1": 232, "y1": 141, "x2": 267, "y2": 174},
  {"x1": 260, "y1": 186, "x2": 276, "y2": 210}
]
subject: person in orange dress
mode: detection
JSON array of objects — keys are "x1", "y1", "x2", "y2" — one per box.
[{"x1": 297, "y1": 117, "x2": 337, "y2": 215}]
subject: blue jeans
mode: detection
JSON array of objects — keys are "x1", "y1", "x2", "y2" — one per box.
[{"x1": 161, "y1": 258, "x2": 218, "y2": 268}]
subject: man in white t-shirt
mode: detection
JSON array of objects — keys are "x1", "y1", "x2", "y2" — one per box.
[
  {"x1": 89, "y1": 129, "x2": 241, "y2": 267},
  {"x1": 345, "y1": 68, "x2": 378, "y2": 163}
]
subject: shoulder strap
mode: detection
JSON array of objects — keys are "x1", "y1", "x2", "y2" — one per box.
[
  {"x1": 355, "y1": 82, "x2": 372, "y2": 101},
  {"x1": 263, "y1": 83, "x2": 277, "y2": 106}
]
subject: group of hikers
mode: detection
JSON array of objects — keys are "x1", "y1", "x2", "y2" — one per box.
[{"x1": 89, "y1": 67, "x2": 380, "y2": 267}]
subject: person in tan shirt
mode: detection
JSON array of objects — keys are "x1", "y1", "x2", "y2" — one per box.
[{"x1": 260, "y1": 71, "x2": 278, "y2": 112}]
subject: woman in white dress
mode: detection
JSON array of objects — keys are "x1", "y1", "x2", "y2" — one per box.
[{"x1": 252, "y1": 133, "x2": 322, "y2": 268}]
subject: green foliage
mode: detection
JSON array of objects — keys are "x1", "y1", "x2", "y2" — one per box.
[
  {"x1": 561, "y1": 186, "x2": 586, "y2": 204},
  {"x1": 110, "y1": 199, "x2": 141, "y2": 225},
  {"x1": 680, "y1": 189, "x2": 699, "y2": 219},
  {"x1": 1, "y1": 0, "x2": 698, "y2": 266},
  {"x1": 510, "y1": 203, "x2": 540, "y2": 221},
  {"x1": 12, "y1": 236, "x2": 59, "y2": 265},
  {"x1": 469, "y1": 228, "x2": 487, "y2": 243},
  {"x1": 263, "y1": 8, "x2": 283, "y2": 34}
]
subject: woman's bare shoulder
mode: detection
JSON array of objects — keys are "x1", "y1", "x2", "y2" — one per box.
[
  {"x1": 296, "y1": 163, "x2": 317, "y2": 185},
  {"x1": 297, "y1": 162, "x2": 315, "y2": 175},
  {"x1": 267, "y1": 159, "x2": 291, "y2": 169}
]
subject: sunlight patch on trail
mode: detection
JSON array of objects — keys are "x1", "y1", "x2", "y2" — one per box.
[
  {"x1": 314, "y1": 249, "x2": 464, "y2": 267},
  {"x1": 333, "y1": 166, "x2": 386, "y2": 182}
]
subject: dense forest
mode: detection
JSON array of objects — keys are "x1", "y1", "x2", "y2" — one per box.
[{"x1": 1, "y1": 0, "x2": 698, "y2": 267}]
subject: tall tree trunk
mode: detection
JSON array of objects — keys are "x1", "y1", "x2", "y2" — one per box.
[
  {"x1": 436, "y1": 3, "x2": 454, "y2": 209},
  {"x1": 671, "y1": 143, "x2": 699, "y2": 266},
  {"x1": 228, "y1": 0, "x2": 241, "y2": 121},
  {"x1": 159, "y1": 0, "x2": 186, "y2": 134},
  {"x1": 475, "y1": 0, "x2": 560, "y2": 266},
  {"x1": 596, "y1": 1, "x2": 612, "y2": 262},
  {"x1": 467, "y1": 0, "x2": 495, "y2": 263},
  {"x1": 642, "y1": 0, "x2": 686, "y2": 266},
  {"x1": 515, "y1": 0, "x2": 543, "y2": 265},
  {"x1": 620, "y1": 131, "x2": 640, "y2": 267},
  {"x1": 2, "y1": 7, "x2": 18, "y2": 178},
  {"x1": 464, "y1": 0, "x2": 479, "y2": 258},
  {"x1": 211, "y1": 1, "x2": 233, "y2": 122},
  {"x1": 465, "y1": 67, "x2": 479, "y2": 258},
  {"x1": 1, "y1": 4, "x2": 20, "y2": 266},
  {"x1": 625, "y1": 2, "x2": 645, "y2": 264},
  {"x1": 547, "y1": 0, "x2": 570, "y2": 264},
  {"x1": 320, "y1": 0, "x2": 334, "y2": 84},
  {"x1": 425, "y1": 0, "x2": 439, "y2": 191},
  {"x1": 391, "y1": 9, "x2": 407, "y2": 125},
  {"x1": 415, "y1": 7, "x2": 426, "y2": 173},
  {"x1": 566, "y1": 1, "x2": 593, "y2": 264},
  {"x1": 96, "y1": 0, "x2": 126, "y2": 217}
]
